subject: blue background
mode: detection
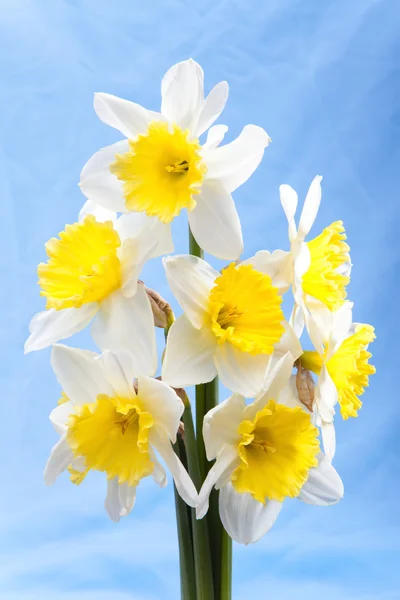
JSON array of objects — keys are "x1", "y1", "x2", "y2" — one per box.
[{"x1": 1, "y1": 0, "x2": 399, "y2": 598}]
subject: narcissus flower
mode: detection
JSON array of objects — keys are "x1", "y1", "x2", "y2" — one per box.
[
  {"x1": 298, "y1": 302, "x2": 376, "y2": 460},
  {"x1": 45, "y1": 345, "x2": 198, "y2": 521},
  {"x1": 79, "y1": 59, "x2": 270, "y2": 260},
  {"x1": 24, "y1": 212, "x2": 169, "y2": 373},
  {"x1": 162, "y1": 255, "x2": 302, "y2": 396},
  {"x1": 196, "y1": 353, "x2": 344, "y2": 544},
  {"x1": 245, "y1": 176, "x2": 351, "y2": 334}
]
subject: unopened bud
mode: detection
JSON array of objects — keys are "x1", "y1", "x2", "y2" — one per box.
[
  {"x1": 139, "y1": 281, "x2": 174, "y2": 329},
  {"x1": 295, "y1": 359, "x2": 315, "y2": 412}
]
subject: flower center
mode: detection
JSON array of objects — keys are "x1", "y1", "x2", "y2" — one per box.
[
  {"x1": 38, "y1": 216, "x2": 122, "y2": 310},
  {"x1": 231, "y1": 400, "x2": 320, "y2": 503},
  {"x1": 67, "y1": 394, "x2": 154, "y2": 487},
  {"x1": 209, "y1": 264, "x2": 285, "y2": 354},
  {"x1": 110, "y1": 121, "x2": 206, "y2": 223},
  {"x1": 302, "y1": 220, "x2": 350, "y2": 310}
]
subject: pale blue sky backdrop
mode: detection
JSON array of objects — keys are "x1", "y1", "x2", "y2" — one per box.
[{"x1": 0, "y1": 0, "x2": 399, "y2": 598}]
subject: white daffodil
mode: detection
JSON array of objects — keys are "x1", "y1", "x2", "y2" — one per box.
[
  {"x1": 162, "y1": 255, "x2": 302, "y2": 397},
  {"x1": 45, "y1": 344, "x2": 198, "y2": 521},
  {"x1": 296, "y1": 301, "x2": 376, "y2": 460},
  {"x1": 24, "y1": 211, "x2": 169, "y2": 373},
  {"x1": 244, "y1": 176, "x2": 351, "y2": 335},
  {"x1": 196, "y1": 353, "x2": 344, "y2": 544},
  {"x1": 79, "y1": 58, "x2": 270, "y2": 261}
]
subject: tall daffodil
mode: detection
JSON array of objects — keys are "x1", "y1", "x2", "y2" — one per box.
[
  {"x1": 243, "y1": 176, "x2": 351, "y2": 334},
  {"x1": 196, "y1": 353, "x2": 344, "y2": 544},
  {"x1": 79, "y1": 59, "x2": 270, "y2": 260},
  {"x1": 162, "y1": 255, "x2": 302, "y2": 397},
  {"x1": 24, "y1": 212, "x2": 168, "y2": 373},
  {"x1": 298, "y1": 302, "x2": 376, "y2": 460},
  {"x1": 45, "y1": 344, "x2": 198, "y2": 521}
]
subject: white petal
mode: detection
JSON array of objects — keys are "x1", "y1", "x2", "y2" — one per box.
[
  {"x1": 203, "y1": 124, "x2": 228, "y2": 149},
  {"x1": 304, "y1": 309, "x2": 325, "y2": 356},
  {"x1": 163, "y1": 254, "x2": 219, "y2": 328},
  {"x1": 94, "y1": 92, "x2": 156, "y2": 139},
  {"x1": 247, "y1": 351, "x2": 294, "y2": 417},
  {"x1": 219, "y1": 483, "x2": 283, "y2": 544},
  {"x1": 214, "y1": 343, "x2": 269, "y2": 397},
  {"x1": 279, "y1": 184, "x2": 298, "y2": 242},
  {"x1": 278, "y1": 375, "x2": 308, "y2": 410},
  {"x1": 149, "y1": 220, "x2": 174, "y2": 257},
  {"x1": 315, "y1": 365, "x2": 337, "y2": 423},
  {"x1": 150, "y1": 449, "x2": 167, "y2": 487},
  {"x1": 203, "y1": 125, "x2": 270, "y2": 192},
  {"x1": 274, "y1": 322, "x2": 302, "y2": 361},
  {"x1": 137, "y1": 375, "x2": 183, "y2": 443},
  {"x1": 114, "y1": 212, "x2": 151, "y2": 241},
  {"x1": 151, "y1": 429, "x2": 198, "y2": 507},
  {"x1": 321, "y1": 421, "x2": 336, "y2": 462},
  {"x1": 304, "y1": 301, "x2": 333, "y2": 349},
  {"x1": 162, "y1": 315, "x2": 217, "y2": 388},
  {"x1": 298, "y1": 452, "x2": 343, "y2": 505},
  {"x1": 161, "y1": 59, "x2": 204, "y2": 131},
  {"x1": 78, "y1": 200, "x2": 117, "y2": 223},
  {"x1": 115, "y1": 213, "x2": 174, "y2": 259},
  {"x1": 95, "y1": 350, "x2": 135, "y2": 399},
  {"x1": 188, "y1": 180, "x2": 243, "y2": 260},
  {"x1": 105, "y1": 478, "x2": 129, "y2": 522},
  {"x1": 289, "y1": 303, "x2": 305, "y2": 338},
  {"x1": 118, "y1": 482, "x2": 137, "y2": 517},
  {"x1": 242, "y1": 249, "x2": 293, "y2": 294},
  {"x1": 51, "y1": 344, "x2": 113, "y2": 406},
  {"x1": 298, "y1": 175, "x2": 323, "y2": 240},
  {"x1": 25, "y1": 304, "x2": 98, "y2": 354},
  {"x1": 92, "y1": 287, "x2": 157, "y2": 377},
  {"x1": 105, "y1": 477, "x2": 137, "y2": 521},
  {"x1": 119, "y1": 235, "x2": 158, "y2": 298},
  {"x1": 293, "y1": 240, "x2": 311, "y2": 279},
  {"x1": 203, "y1": 393, "x2": 245, "y2": 461},
  {"x1": 195, "y1": 81, "x2": 229, "y2": 137},
  {"x1": 329, "y1": 301, "x2": 354, "y2": 356},
  {"x1": 49, "y1": 401, "x2": 74, "y2": 435},
  {"x1": 196, "y1": 446, "x2": 238, "y2": 519},
  {"x1": 44, "y1": 436, "x2": 73, "y2": 485},
  {"x1": 79, "y1": 140, "x2": 129, "y2": 212}
]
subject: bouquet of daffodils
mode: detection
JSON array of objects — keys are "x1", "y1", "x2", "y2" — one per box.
[{"x1": 25, "y1": 59, "x2": 375, "y2": 600}]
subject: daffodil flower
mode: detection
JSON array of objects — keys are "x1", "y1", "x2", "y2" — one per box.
[
  {"x1": 45, "y1": 344, "x2": 198, "y2": 521},
  {"x1": 79, "y1": 58, "x2": 270, "y2": 260},
  {"x1": 297, "y1": 301, "x2": 376, "y2": 460},
  {"x1": 196, "y1": 353, "x2": 344, "y2": 544},
  {"x1": 161, "y1": 255, "x2": 302, "y2": 397},
  {"x1": 24, "y1": 212, "x2": 168, "y2": 373},
  {"x1": 244, "y1": 176, "x2": 352, "y2": 334}
]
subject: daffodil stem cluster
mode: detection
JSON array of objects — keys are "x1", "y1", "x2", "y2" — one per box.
[{"x1": 170, "y1": 228, "x2": 230, "y2": 599}]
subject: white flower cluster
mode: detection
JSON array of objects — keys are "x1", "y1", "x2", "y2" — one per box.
[{"x1": 25, "y1": 59, "x2": 375, "y2": 546}]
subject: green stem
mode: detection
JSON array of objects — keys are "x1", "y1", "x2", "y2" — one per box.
[
  {"x1": 220, "y1": 528, "x2": 232, "y2": 600},
  {"x1": 195, "y1": 384, "x2": 207, "y2": 480},
  {"x1": 173, "y1": 436, "x2": 197, "y2": 600},
  {"x1": 182, "y1": 400, "x2": 215, "y2": 600},
  {"x1": 189, "y1": 228, "x2": 204, "y2": 259},
  {"x1": 204, "y1": 378, "x2": 225, "y2": 599}
]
